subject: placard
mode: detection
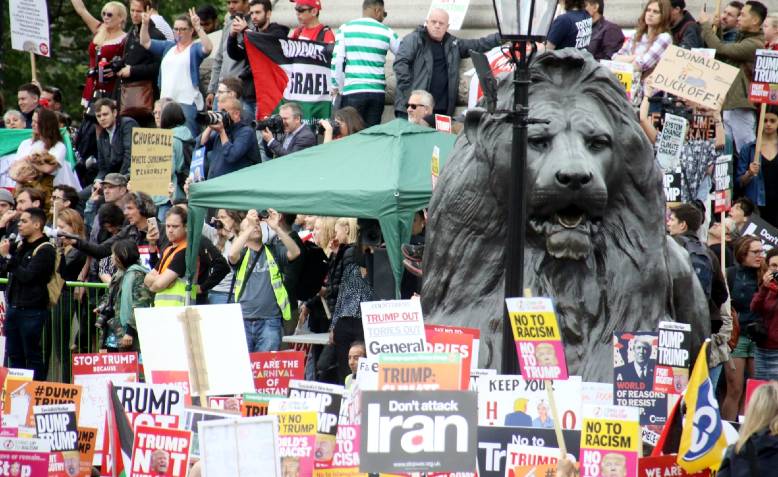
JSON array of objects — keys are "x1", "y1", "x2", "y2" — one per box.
[
  {"x1": 184, "y1": 407, "x2": 236, "y2": 459},
  {"x1": 287, "y1": 380, "x2": 344, "y2": 466},
  {"x1": 316, "y1": 387, "x2": 362, "y2": 474},
  {"x1": 3, "y1": 381, "x2": 81, "y2": 430},
  {"x1": 425, "y1": 325, "x2": 476, "y2": 388},
  {"x1": 506, "y1": 297, "x2": 568, "y2": 381},
  {"x1": 427, "y1": 0, "x2": 470, "y2": 30},
  {"x1": 356, "y1": 357, "x2": 378, "y2": 391},
  {"x1": 10, "y1": 0, "x2": 50, "y2": 56},
  {"x1": 744, "y1": 378, "x2": 769, "y2": 412},
  {"x1": 476, "y1": 426, "x2": 582, "y2": 477},
  {"x1": 579, "y1": 405, "x2": 640, "y2": 477},
  {"x1": 130, "y1": 128, "x2": 174, "y2": 197},
  {"x1": 469, "y1": 368, "x2": 496, "y2": 392},
  {"x1": 189, "y1": 147, "x2": 206, "y2": 183},
  {"x1": 656, "y1": 114, "x2": 688, "y2": 171},
  {"x1": 713, "y1": 154, "x2": 733, "y2": 213},
  {"x1": 741, "y1": 215, "x2": 778, "y2": 251},
  {"x1": 600, "y1": 60, "x2": 637, "y2": 100},
  {"x1": 130, "y1": 425, "x2": 192, "y2": 477},
  {"x1": 113, "y1": 382, "x2": 186, "y2": 430},
  {"x1": 0, "y1": 437, "x2": 51, "y2": 476},
  {"x1": 478, "y1": 375, "x2": 583, "y2": 429},
  {"x1": 77, "y1": 427, "x2": 97, "y2": 477},
  {"x1": 435, "y1": 114, "x2": 452, "y2": 133},
  {"x1": 250, "y1": 351, "x2": 305, "y2": 395},
  {"x1": 198, "y1": 416, "x2": 281, "y2": 477},
  {"x1": 749, "y1": 49, "x2": 778, "y2": 105},
  {"x1": 268, "y1": 398, "x2": 318, "y2": 477},
  {"x1": 505, "y1": 444, "x2": 576, "y2": 477},
  {"x1": 378, "y1": 352, "x2": 463, "y2": 391},
  {"x1": 664, "y1": 168, "x2": 683, "y2": 204},
  {"x1": 360, "y1": 390, "x2": 477, "y2": 473},
  {"x1": 654, "y1": 322, "x2": 691, "y2": 394},
  {"x1": 639, "y1": 454, "x2": 711, "y2": 477},
  {"x1": 613, "y1": 332, "x2": 667, "y2": 425},
  {"x1": 649, "y1": 45, "x2": 740, "y2": 110},
  {"x1": 360, "y1": 300, "x2": 426, "y2": 359},
  {"x1": 34, "y1": 404, "x2": 78, "y2": 477},
  {"x1": 135, "y1": 304, "x2": 255, "y2": 397}
]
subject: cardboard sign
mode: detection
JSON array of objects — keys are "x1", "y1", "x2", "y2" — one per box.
[
  {"x1": 130, "y1": 425, "x2": 192, "y2": 477},
  {"x1": 664, "y1": 169, "x2": 683, "y2": 204},
  {"x1": 427, "y1": 0, "x2": 470, "y2": 30},
  {"x1": 435, "y1": 114, "x2": 452, "y2": 133},
  {"x1": 714, "y1": 154, "x2": 733, "y2": 214},
  {"x1": 360, "y1": 390, "x2": 477, "y2": 473},
  {"x1": 600, "y1": 60, "x2": 637, "y2": 100},
  {"x1": 476, "y1": 426, "x2": 582, "y2": 477},
  {"x1": 0, "y1": 437, "x2": 51, "y2": 476},
  {"x1": 77, "y1": 427, "x2": 97, "y2": 477},
  {"x1": 189, "y1": 147, "x2": 206, "y2": 183},
  {"x1": 250, "y1": 351, "x2": 305, "y2": 395},
  {"x1": 130, "y1": 128, "x2": 174, "y2": 197},
  {"x1": 579, "y1": 405, "x2": 640, "y2": 477},
  {"x1": 654, "y1": 322, "x2": 691, "y2": 394},
  {"x1": 361, "y1": 300, "x2": 426, "y2": 359},
  {"x1": 198, "y1": 416, "x2": 281, "y2": 477},
  {"x1": 478, "y1": 375, "x2": 582, "y2": 429},
  {"x1": 649, "y1": 45, "x2": 740, "y2": 110},
  {"x1": 184, "y1": 407, "x2": 236, "y2": 459},
  {"x1": 613, "y1": 332, "x2": 667, "y2": 425},
  {"x1": 288, "y1": 380, "x2": 344, "y2": 466},
  {"x1": 656, "y1": 114, "x2": 688, "y2": 171},
  {"x1": 135, "y1": 304, "x2": 255, "y2": 397},
  {"x1": 507, "y1": 297, "x2": 568, "y2": 381},
  {"x1": 268, "y1": 398, "x2": 318, "y2": 477},
  {"x1": 10, "y1": 0, "x2": 50, "y2": 56},
  {"x1": 749, "y1": 49, "x2": 778, "y2": 105},
  {"x1": 742, "y1": 215, "x2": 778, "y2": 251},
  {"x1": 378, "y1": 352, "x2": 463, "y2": 391},
  {"x1": 505, "y1": 444, "x2": 576, "y2": 477},
  {"x1": 3, "y1": 381, "x2": 81, "y2": 430},
  {"x1": 639, "y1": 454, "x2": 711, "y2": 477}
]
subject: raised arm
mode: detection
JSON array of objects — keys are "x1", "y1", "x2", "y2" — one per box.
[
  {"x1": 70, "y1": 0, "x2": 101, "y2": 34},
  {"x1": 140, "y1": 10, "x2": 152, "y2": 49},
  {"x1": 190, "y1": 7, "x2": 213, "y2": 55}
]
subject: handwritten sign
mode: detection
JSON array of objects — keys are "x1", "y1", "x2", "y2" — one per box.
[
  {"x1": 10, "y1": 0, "x2": 50, "y2": 56},
  {"x1": 130, "y1": 128, "x2": 174, "y2": 197}
]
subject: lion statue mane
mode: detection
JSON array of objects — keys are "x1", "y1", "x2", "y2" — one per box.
[{"x1": 421, "y1": 49, "x2": 710, "y2": 381}]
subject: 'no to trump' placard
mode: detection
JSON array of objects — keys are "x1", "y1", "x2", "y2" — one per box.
[
  {"x1": 130, "y1": 128, "x2": 173, "y2": 197},
  {"x1": 507, "y1": 297, "x2": 568, "y2": 381}
]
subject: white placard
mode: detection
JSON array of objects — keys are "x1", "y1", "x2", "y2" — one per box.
[
  {"x1": 427, "y1": 0, "x2": 470, "y2": 30},
  {"x1": 656, "y1": 113, "x2": 688, "y2": 171},
  {"x1": 10, "y1": 0, "x2": 51, "y2": 57},
  {"x1": 199, "y1": 416, "x2": 281, "y2": 477}
]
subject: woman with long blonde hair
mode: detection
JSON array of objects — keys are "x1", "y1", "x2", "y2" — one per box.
[
  {"x1": 718, "y1": 382, "x2": 778, "y2": 476},
  {"x1": 71, "y1": 0, "x2": 128, "y2": 106}
]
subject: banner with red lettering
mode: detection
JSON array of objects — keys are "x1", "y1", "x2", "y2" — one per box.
[
  {"x1": 504, "y1": 444, "x2": 576, "y2": 477},
  {"x1": 360, "y1": 299, "x2": 426, "y2": 360},
  {"x1": 0, "y1": 437, "x2": 50, "y2": 476},
  {"x1": 250, "y1": 351, "x2": 306, "y2": 395},
  {"x1": 130, "y1": 425, "x2": 192, "y2": 477}
]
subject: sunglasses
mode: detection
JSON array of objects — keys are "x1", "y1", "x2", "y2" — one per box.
[
  {"x1": 407, "y1": 103, "x2": 425, "y2": 110},
  {"x1": 101, "y1": 11, "x2": 113, "y2": 18},
  {"x1": 295, "y1": 7, "x2": 312, "y2": 12}
]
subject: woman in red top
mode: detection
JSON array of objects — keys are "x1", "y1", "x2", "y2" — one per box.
[
  {"x1": 751, "y1": 247, "x2": 778, "y2": 380},
  {"x1": 71, "y1": 0, "x2": 128, "y2": 106}
]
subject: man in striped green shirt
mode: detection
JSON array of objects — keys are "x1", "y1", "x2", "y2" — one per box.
[{"x1": 330, "y1": 0, "x2": 400, "y2": 127}]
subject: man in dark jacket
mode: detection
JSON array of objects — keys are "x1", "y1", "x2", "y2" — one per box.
[
  {"x1": 261, "y1": 102, "x2": 316, "y2": 159},
  {"x1": 94, "y1": 98, "x2": 138, "y2": 179},
  {"x1": 200, "y1": 97, "x2": 260, "y2": 178},
  {"x1": 669, "y1": 0, "x2": 703, "y2": 48},
  {"x1": 393, "y1": 9, "x2": 501, "y2": 117},
  {"x1": 584, "y1": 0, "x2": 625, "y2": 60},
  {"x1": 0, "y1": 208, "x2": 55, "y2": 380}
]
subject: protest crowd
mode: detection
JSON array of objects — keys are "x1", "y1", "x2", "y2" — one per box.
[{"x1": 2, "y1": 0, "x2": 778, "y2": 475}]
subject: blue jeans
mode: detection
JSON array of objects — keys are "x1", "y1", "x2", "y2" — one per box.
[
  {"x1": 341, "y1": 92, "x2": 385, "y2": 127},
  {"x1": 208, "y1": 290, "x2": 231, "y2": 305},
  {"x1": 181, "y1": 103, "x2": 201, "y2": 139},
  {"x1": 6, "y1": 305, "x2": 48, "y2": 380},
  {"x1": 244, "y1": 318, "x2": 282, "y2": 352}
]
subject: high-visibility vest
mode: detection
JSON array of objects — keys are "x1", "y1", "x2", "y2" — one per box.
[
  {"x1": 234, "y1": 246, "x2": 291, "y2": 321},
  {"x1": 153, "y1": 242, "x2": 195, "y2": 307}
]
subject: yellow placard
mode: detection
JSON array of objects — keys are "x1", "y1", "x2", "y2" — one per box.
[
  {"x1": 274, "y1": 410, "x2": 318, "y2": 436},
  {"x1": 130, "y1": 127, "x2": 174, "y2": 197},
  {"x1": 509, "y1": 310, "x2": 562, "y2": 341},
  {"x1": 581, "y1": 418, "x2": 640, "y2": 452}
]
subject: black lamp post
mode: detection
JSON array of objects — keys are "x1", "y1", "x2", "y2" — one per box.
[{"x1": 492, "y1": 0, "x2": 558, "y2": 374}]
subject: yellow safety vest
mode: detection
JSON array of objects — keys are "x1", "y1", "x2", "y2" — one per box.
[
  {"x1": 153, "y1": 242, "x2": 195, "y2": 307},
  {"x1": 234, "y1": 246, "x2": 291, "y2": 321}
]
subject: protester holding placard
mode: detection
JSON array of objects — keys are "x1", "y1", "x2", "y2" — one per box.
[{"x1": 737, "y1": 107, "x2": 778, "y2": 226}]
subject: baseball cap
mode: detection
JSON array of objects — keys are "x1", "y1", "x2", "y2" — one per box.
[
  {"x1": 295, "y1": 0, "x2": 322, "y2": 10},
  {"x1": 101, "y1": 173, "x2": 128, "y2": 187},
  {"x1": 0, "y1": 189, "x2": 14, "y2": 206}
]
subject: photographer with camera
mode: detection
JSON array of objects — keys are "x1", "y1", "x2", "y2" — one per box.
[
  {"x1": 318, "y1": 106, "x2": 365, "y2": 144},
  {"x1": 750, "y1": 248, "x2": 778, "y2": 381},
  {"x1": 261, "y1": 103, "x2": 316, "y2": 159},
  {"x1": 199, "y1": 97, "x2": 259, "y2": 179}
]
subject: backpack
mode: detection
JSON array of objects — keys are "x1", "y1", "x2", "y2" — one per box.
[
  {"x1": 32, "y1": 242, "x2": 64, "y2": 308},
  {"x1": 294, "y1": 241, "x2": 329, "y2": 302},
  {"x1": 677, "y1": 235, "x2": 713, "y2": 298}
]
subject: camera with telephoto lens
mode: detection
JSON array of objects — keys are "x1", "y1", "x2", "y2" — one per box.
[
  {"x1": 316, "y1": 119, "x2": 341, "y2": 137},
  {"x1": 86, "y1": 56, "x2": 125, "y2": 79},
  {"x1": 252, "y1": 115, "x2": 284, "y2": 135},
  {"x1": 196, "y1": 111, "x2": 233, "y2": 128},
  {"x1": 94, "y1": 303, "x2": 115, "y2": 329}
]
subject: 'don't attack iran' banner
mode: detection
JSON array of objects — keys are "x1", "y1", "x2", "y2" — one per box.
[{"x1": 244, "y1": 31, "x2": 332, "y2": 123}]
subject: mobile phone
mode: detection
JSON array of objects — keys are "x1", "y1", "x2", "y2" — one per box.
[{"x1": 148, "y1": 217, "x2": 158, "y2": 231}]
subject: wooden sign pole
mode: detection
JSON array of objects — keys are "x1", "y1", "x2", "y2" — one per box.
[{"x1": 29, "y1": 52, "x2": 37, "y2": 82}]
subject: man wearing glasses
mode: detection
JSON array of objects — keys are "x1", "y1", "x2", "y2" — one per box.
[
  {"x1": 206, "y1": 0, "x2": 251, "y2": 111},
  {"x1": 290, "y1": 0, "x2": 335, "y2": 43},
  {"x1": 406, "y1": 90, "x2": 434, "y2": 127}
]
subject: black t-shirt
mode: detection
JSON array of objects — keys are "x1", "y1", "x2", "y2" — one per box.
[
  {"x1": 764, "y1": 157, "x2": 778, "y2": 202},
  {"x1": 160, "y1": 244, "x2": 187, "y2": 278},
  {"x1": 547, "y1": 10, "x2": 592, "y2": 49},
  {"x1": 429, "y1": 40, "x2": 448, "y2": 114}
]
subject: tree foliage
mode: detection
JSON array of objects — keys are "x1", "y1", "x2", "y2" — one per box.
[{"x1": 0, "y1": 1, "x2": 224, "y2": 115}]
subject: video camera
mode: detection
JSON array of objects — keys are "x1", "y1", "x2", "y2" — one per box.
[
  {"x1": 196, "y1": 111, "x2": 233, "y2": 128},
  {"x1": 252, "y1": 115, "x2": 284, "y2": 135},
  {"x1": 87, "y1": 56, "x2": 125, "y2": 80}
]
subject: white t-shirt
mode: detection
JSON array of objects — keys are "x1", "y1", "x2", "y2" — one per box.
[
  {"x1": 15, "y1": 139, "x2": 82, "y2": 191},
  {"x1": 160, "y1": 44, "x2": 203, "y2": 109}
]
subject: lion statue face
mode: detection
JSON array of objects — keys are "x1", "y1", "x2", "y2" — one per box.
[{"x1": 421, "y1": 49, "x2": 709, "y2": 381}]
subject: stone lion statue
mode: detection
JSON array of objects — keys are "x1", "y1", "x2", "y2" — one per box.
[{"x1": 422, "y1": 49, "x2": 710, "y2": 382}]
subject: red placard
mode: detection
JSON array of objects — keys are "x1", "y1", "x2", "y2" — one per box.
[
  {"x1": 435, "y1": 114, "x2": 452, "y2": 133},
  {"x1": 745, "y1": 379, "x2": 769, "y2": 411},
  {"x1": 639, "y1": 454, "x2": 710, "y2": 476},
  {"x1": 149, "y1": 370, "x2": 192, "y2": 406},
  {"x1": 71, "y1": 353, "x2": 139, "y2": 376},
  {"x1": 249, "y1": 351, "x2": 306, "y2": 395},
  {"x1": 130, "y1": 425, "x2": 192, "y2": 477},
  {"x1": 424, "y1": 325, "x2": 475, "y2": 390}
]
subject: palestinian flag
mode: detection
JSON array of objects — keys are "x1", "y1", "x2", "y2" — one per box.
[
  {"x1": 106, "y1": 382, "x2": 134, "y2": 477},
  {"x1": 0, "y1": 128, "x2": 77, "y2": 167},
  {"x1": 244, "y1": 30, "x2": 332, "y2": 123}
]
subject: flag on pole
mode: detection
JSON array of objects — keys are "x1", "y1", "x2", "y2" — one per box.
[
  {"x1": 106, "y1": 381, "x2": 134, "y2": 477},
  {"x1": 243, "y1": 30, "x2": 332, "y2": 122},
  {"x1": 677, "y1": 340, "x2": 728, "y2": 473}
]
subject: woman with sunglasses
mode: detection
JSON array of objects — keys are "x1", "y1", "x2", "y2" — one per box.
[
  {"x1": 140, "y1": 8, "x2": 213, "y2": 138},
  {"x1": 71, "y1": 0, "x2": 128, "y2": 107}
]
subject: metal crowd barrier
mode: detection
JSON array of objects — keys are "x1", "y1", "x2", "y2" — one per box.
[{"x1": 0, "y1": 279, "x2": 109, "y2": 383}]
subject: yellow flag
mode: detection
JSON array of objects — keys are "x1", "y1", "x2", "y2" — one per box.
[{"x1": 677, "y1": 340, "x2": 728, "y2": 472}]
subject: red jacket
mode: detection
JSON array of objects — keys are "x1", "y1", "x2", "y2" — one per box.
[{"x1": 751, "y1": 282, "x2": 778, "y2": 349}]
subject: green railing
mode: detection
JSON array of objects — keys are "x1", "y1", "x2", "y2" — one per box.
[{"x1": 0, "y1": 278, "x2": 109, "y2": 383}]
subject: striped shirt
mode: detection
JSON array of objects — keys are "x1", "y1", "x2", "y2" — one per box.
[{"x1": 331, "y1": 17, "x2": 400, "y2": 95}]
